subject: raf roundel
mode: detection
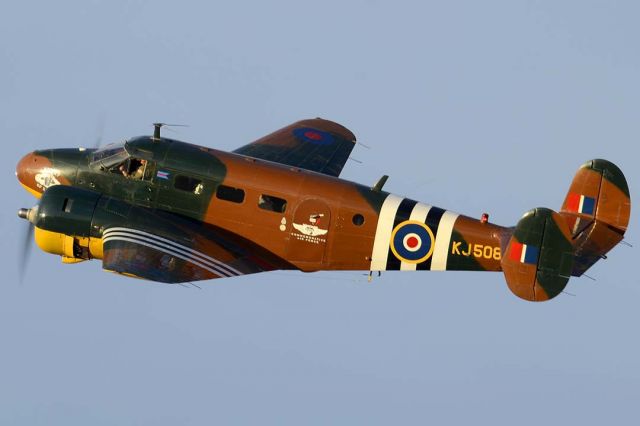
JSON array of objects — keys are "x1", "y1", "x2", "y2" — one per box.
[
  {"x1": 292, "y1": 127, "x2": 335, "y2": 145},
  {"x1": 390, "y1": 220, "x2": 435, "y2": 264}
]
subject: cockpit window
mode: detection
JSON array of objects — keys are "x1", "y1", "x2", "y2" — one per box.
[
  {"x1": 90, "y1": 142, "x2": 129, "y2": 170},
  {"x1": 119, "y1": 158, "x2": 150, "y2": 180}
]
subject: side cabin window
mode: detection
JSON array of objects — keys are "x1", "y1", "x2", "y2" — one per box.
[
  {"x1": 175, "y1": 175, "x2": 204, "y2": 195},
  {"x1": 258, "y1": 194, "x2": 287, "y2": 213},
  {"x1": 216, "y1": 185, "x2": 245, "y2": 203},
  {"x1": 119, "y1": 158, "x2": 153, "y2": 181}
]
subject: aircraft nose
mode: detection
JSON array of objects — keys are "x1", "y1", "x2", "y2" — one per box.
[
  {"x1": 16, "y1": 151, "x2": 53, "y2": 198},
  {"x1": 16, "y1": 151, "x2": 37, "y2": 185}
]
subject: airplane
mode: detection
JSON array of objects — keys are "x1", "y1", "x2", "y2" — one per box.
[{"x1": 15, "y1": 119, "x2": 631, "y2": 301}]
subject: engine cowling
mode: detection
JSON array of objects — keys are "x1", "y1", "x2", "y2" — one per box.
[
  {"x1": 22, "y1": 185, "x2": 103, "y2": 262},
  {"x1": 19, "y1": 184, "x2": 247, "y2": 283}
]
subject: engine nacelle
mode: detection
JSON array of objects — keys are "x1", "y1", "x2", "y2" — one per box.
[
  {"x1": 21, "y1": 183, "x2": 244, "y2": 283},
  {"x1": 28, "y1": 185, "x2": 103, "y2": 262}
]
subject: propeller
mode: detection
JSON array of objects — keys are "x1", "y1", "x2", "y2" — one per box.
[
  {"x1": 17, "y1": 206, "x2": 38, "y2": 284},
  {"x1": 92, "y1": 117, "x2": 105, "y2": 149}
]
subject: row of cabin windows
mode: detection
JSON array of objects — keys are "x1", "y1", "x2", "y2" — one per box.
[
  {"x1": 112, "y1": 162, "x2": 363, "y2": 224},
  {"x1": 171, "y1": 176, "x2": 285, "y2": 213},
  {"x1": 215, "y1": 184, "x2": 287, "y2": 213},
  {"x1": 215, "y1": 184, "x2": 363, "y2": 225},
  {"x1": 172, "y1": 178, "x2": 363, "y2": 225},
  {"x1": 115, "y1": 164, "x2": 363, "y2": 225}
]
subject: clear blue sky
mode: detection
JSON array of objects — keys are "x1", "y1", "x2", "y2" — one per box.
[{"x1": 1, "y1": 1, "x2": 638, "y2": 424}]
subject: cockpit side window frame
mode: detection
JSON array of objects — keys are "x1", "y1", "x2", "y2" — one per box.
[{"x1": 90, "y1": 142, "x2": 130, "y2": 171}]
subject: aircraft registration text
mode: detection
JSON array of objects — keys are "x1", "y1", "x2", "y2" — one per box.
[{"x1": 451, "y1": 241, "x2": 501, "y2": 260}]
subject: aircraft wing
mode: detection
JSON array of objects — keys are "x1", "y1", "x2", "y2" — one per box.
[
  {"x1": 100, "y1": 201, "x2": 291, "y2": 283},
  {"x1": 233, "y1": 118, "x2": 357, "y2": 177}
]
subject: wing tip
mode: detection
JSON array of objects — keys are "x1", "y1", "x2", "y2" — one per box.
[{"x1": 301, "y1": 117, "x2": 357, "y2": 143}]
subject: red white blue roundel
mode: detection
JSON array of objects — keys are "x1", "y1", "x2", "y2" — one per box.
[
  {"x1": 390, "y1": 220, "x2": 435, "y2": 264},
  {"x1": 293, "y1": 127, "x2": 335, "y2": 145}
]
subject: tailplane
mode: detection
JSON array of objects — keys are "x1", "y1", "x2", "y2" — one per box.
[{"x1": 501, "y1": 159, "x2": 630, "y2": 302}]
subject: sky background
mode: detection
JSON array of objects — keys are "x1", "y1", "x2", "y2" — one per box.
[{"x1": 1, "y1": 1, "x2": 638, "y2": 424}]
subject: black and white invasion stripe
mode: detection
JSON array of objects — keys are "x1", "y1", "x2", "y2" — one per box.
[
  {"x1": 370, "y1": 195, "x2": 460, "y2": 271},
  {"x1": 102, "y1": 227, "x2": 242, "y2": 278},
  {"x1": 385, "y1": 198, "x2": 419, "y2": 270}
]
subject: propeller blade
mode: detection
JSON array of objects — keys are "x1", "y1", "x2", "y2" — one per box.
[
  {"x1": 153, "y1": 123, "x2": 189, "y2": 127},
  {"x1": 93, "y1": 118, "x2": 105, "y2": 149},
  {"x1": 93, "y1": 134, "x2": 103, "y2": 149},
  {"x1": 18, "y1": 223, "x2": 34, "y2": 285}
]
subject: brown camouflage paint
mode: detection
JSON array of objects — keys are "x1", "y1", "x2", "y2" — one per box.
[{"x1": 15, "y1": 121, "x2": 631, "y2": 300}]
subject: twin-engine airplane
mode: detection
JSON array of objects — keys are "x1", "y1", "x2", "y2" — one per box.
[{"x1": 16, "y1": 119, "x2": 630, "y2": 301}]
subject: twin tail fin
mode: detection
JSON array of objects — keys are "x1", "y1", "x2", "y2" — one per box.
[{"x1": 501, "y1": 159, "x2": 630, "y2": 302}]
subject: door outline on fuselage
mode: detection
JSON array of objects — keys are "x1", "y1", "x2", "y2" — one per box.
[{"x1": 286, "y1": 198, "x2": 332, "y2": 268}]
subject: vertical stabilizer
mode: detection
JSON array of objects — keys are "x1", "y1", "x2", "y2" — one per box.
[
  {"x1": 559, "y1": 159, "x2": 630, "y2": 276},
  {"x1": 501, "y1": 208, "x2": 574, "y2": 302}
]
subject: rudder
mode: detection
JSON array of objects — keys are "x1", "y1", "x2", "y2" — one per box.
[
  {"x1": 559, "y1": 159, "x2": 631, "y2": 276},
  {"x1": 501, "y1": 208, "x2": 574, "y2": 302}
]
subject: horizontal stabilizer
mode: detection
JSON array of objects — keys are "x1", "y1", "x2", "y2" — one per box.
[{"x1": 502, "y1": 208, "x2": 574, "y2": 302}]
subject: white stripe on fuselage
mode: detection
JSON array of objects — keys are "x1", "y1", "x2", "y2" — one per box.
[
  {"x1": 370, "y1": 194, "x2": 404, "y2": 271},
  {"x1": 400, "y1": 203, "x2": 432, "y2": 271},
  {"x1": 430, "y1": 211, "x2": 459, "y2": 271}
]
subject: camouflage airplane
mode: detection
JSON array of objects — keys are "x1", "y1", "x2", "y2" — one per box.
[{"x1": 16, "y1": 119, "x2": 631, "y2": 301}]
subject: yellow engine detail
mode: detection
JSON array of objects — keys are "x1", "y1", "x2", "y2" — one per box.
[
  {"x1": 34, "y1": 228, "x2": 73, "y2": 257},
  {"x1": 62, "y1": 256, "x2": 86, "y2": 264},
  {"x1": 34, "y1": 227, "x2": 103, "y2": 262},
  {"x1": 89, "y1": 237, "x2": 104, "y2": 260}
]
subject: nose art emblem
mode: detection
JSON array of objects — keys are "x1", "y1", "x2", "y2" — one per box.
[{"x1": 34, "y1": 168, "x2": 61, "y2": 190}]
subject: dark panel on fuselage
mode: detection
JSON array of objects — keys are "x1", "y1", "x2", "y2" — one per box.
[{"x1": 152, "y1": 140, "x2": 227, "y2": 220}]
